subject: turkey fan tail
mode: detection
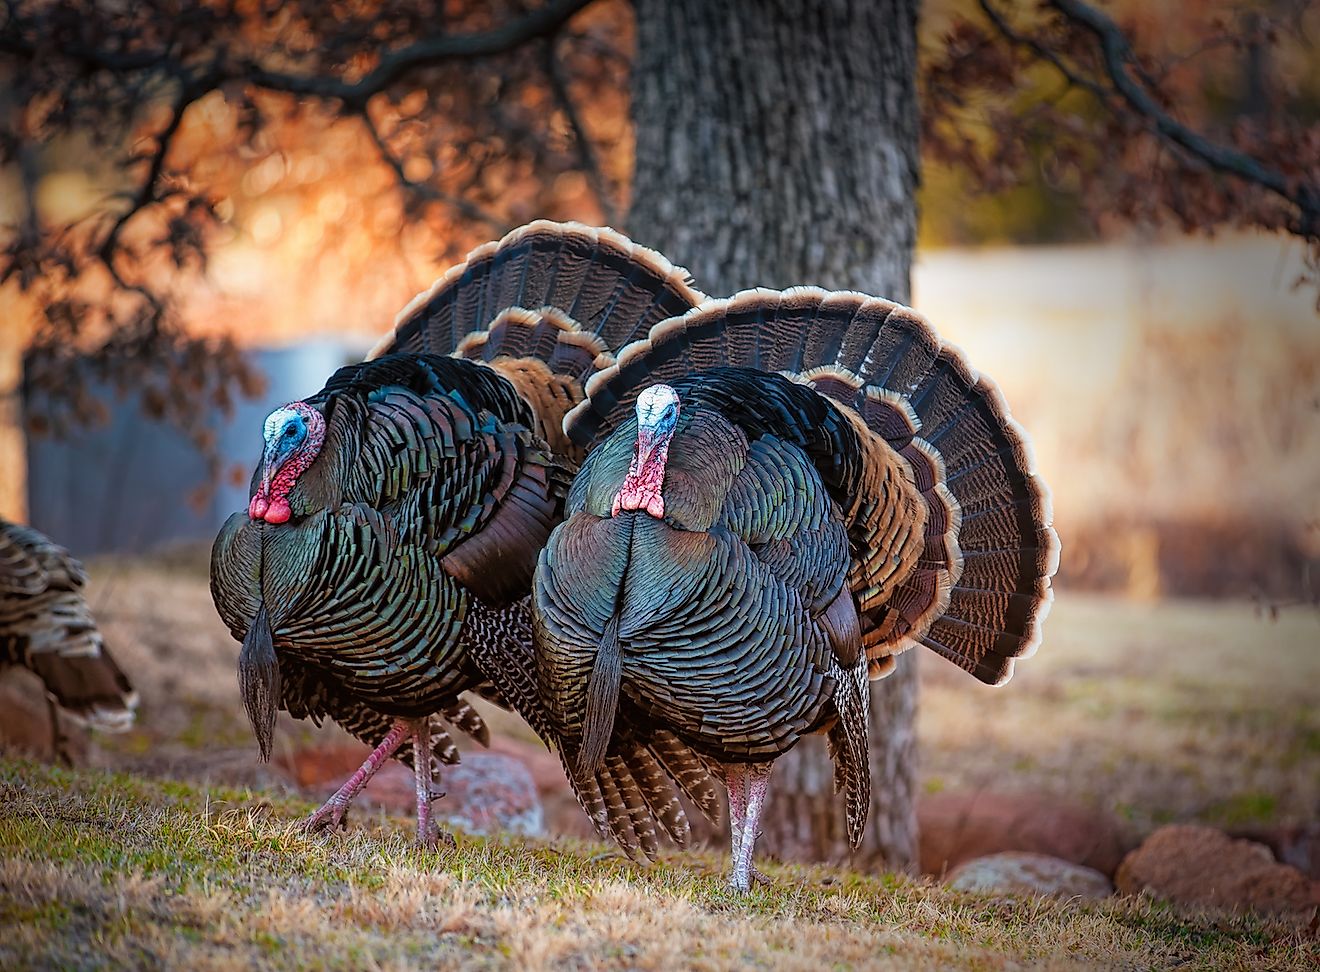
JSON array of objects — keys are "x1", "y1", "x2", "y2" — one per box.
[
  {"x1": 816, "y1": 300, "x2": 1058, "y2": 685},
  {"x1": 565, "y1": 287, "x2": 893, "y2": 446},
  {"x1": 372, "y1": 222, "x2": 703, "y2": 361},
  {"x1": 564, "y1": 289, "x2": 1057, "y2": 685},
  {"x1": 370, "y1": 221, "x2": 703, "y2": 461}
]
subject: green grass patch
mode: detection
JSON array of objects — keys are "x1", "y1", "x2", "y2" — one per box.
[{"x1": 1, "y1": 756, "x2": 1315, "y2": 971}]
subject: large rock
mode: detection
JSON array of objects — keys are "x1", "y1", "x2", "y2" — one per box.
[
  {"x1": 1230, "y1": 824, "x2": 1320, "y2": 882},
  {"x1": 918, "y1": 790, "x2": 1130, "y2": 877},
  {"x1": 1116, "y1": 824, "x2": 1320, "y2": 917},
  {"x1": 0, "y1": 667, "x2": 90, "y2": 764},
  {"x1": 947, "y1": 852, "x2": 1113, "y2": 899},
  {"x1": 437, "y1": 753, "x2": 544, "y2": 837},
  {"x1": 487, "y1": 735, "x2": 597, "y2": 840}
]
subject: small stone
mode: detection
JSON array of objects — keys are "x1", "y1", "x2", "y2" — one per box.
[
  {"x1": 1116, "y1": 824, "x2": 1320, "y2": 917},
  {"x1": 0, "y1": 667, "x2": 90, "y2": 765},
  {"x1": 437, "y1": 752, "x2": 544, "y2": 838},
  {"x1": 947, "y1": 851, "x2": 1114, "y2": 899}
]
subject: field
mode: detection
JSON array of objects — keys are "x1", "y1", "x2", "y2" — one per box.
[{"x1": 1, "y1": 557, "x2": 1318, "y2": 969}]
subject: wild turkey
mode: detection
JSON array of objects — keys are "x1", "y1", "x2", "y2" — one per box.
[
  {"x1": 532, "y1": 288, "x2": 1059, "y2": 889},
  {"x1": 210, "y1": 221, "x2": 722, "y2": 850},
  {"x1": 0, "y1": 518, "x2": 137, "y2": 759}
]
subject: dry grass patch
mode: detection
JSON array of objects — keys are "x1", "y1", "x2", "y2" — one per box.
[
  {"x1": 2, "y1": 759, "x2": 1315, "y2": 971},
  {"x1": 920, "y1": 594, "x2": 1320, "y2": 833}
]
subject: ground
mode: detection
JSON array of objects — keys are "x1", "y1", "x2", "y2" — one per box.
[
  {"x1": 2, "y1": 762, "x2": 1316, "y2": 971},
  {"x1": 1, "y1": 554, "x2": 1317, "y2": 969}
]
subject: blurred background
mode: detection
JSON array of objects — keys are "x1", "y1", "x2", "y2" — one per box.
[{"x1": 0, "y1": 0, "x2": 1316, "y2": 886}]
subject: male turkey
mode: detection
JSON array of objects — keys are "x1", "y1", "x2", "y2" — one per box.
[
  {"x1": 532, "y1": 288, "x2": 1059, "y2": 889},
  {"x1": 211, "y1": 221, "x2": 721, "y2": 850},
  {"x1": 1, "y1": 518, "x2": 137, "y2": 759}
]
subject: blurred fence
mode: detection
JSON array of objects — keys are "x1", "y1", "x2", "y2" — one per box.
[{"x1": 23, "y1": 338, "x2": 362, "y2": 557}]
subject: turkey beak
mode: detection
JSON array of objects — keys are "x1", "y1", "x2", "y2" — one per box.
[
  {"x1": 633, "y1": 428, "x2": 658, "y2": 470},
  {"x1": 260, "y1": 439, "x2": 286, "y2": 494},
  {"x1": 249, "y1": 442, "x2": 282, "y2": 520}
]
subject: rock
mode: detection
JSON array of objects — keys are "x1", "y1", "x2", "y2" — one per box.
[
  {"x1": 918, "y1": 790, "x2": 1130, "y2": 877},
  {"x1": 436, "y1": 753, "x2": 544, "y2": 837},
  {"x1": 486, "y1": 735, "x2": 598, "y2": 840},
  {"x1": 0, "y1": 667, "x2": 90, "y2": 764},
  {"x1": 283, "y1": 742, "x2": 366, "y2": 790},
  {"x1": 1116, "y1": 824, "x2": 1320, "y2": 917},
  {"x1": 1229, "y1": 824, "x2": 1320, "y2": 882},
  {"x1": 947, "y1": 852, "x2": 1114, "y2": 899},
  {"x1": 486, "y1": 735, "x2": 568, "y2": 794}
]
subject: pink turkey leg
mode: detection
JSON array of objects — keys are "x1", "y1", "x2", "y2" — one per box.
[
  {"x1": 411, "y1": 718, "x2": 455, "y2": 850},
  {"x1": 729, "y1": 762, "x2": 774, "y2": 892},
  {"x1": 305, "y1": 719, "x2": 409, "y2": 833}
]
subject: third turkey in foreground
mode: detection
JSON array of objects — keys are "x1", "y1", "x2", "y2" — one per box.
[{"x1": 532, "y1": 288, "x2": 1060, "y2": 891}]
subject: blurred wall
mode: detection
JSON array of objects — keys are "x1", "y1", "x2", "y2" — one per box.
[{"x1": 24, "y1": 338, "x2": 360, "y2": 557}]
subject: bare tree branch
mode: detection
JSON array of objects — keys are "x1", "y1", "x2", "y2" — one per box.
[
  {"x1": 358, "y1": 108, "x2": 507, "y2": 232},
  {"x1": 0, "y1": 0, "x2": 594, "y2": 103},
  {"x1": 247, "y1": 0, "x2": 596, "y2": 108},
  {"x1": 543, "y1": 37, "x2": 618, "y2": 225},
  {"x1": 977, "y1": 0, "x2": 1110, "y2": 103},
  {"x1": 98, "y1": 85, "x2": 194, "y2": 265},
  {"x1": 1047, "y1": 0, "x2": 1320, "y2": 240}
]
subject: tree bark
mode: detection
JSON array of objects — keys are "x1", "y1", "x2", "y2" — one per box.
[{"x1": 627, "y1": 0, "x2": 921, "y2": 871}]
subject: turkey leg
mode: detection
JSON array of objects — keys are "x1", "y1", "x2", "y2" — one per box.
[
  {"x1": 305, "y1": 719, "x2": 410, "y2": 834},
  {"x1": 725, "y1": 764, "x2": 747, "y2": 867},
  {"x1": 410, "y1": 718, "x2": 455, "y2": 850},
  {"x1": 46, "y1": 695, "x2": 72, "y2": 767},
  {"x1": 726, "y1": 761, "x2": 774, "y2": 891}
]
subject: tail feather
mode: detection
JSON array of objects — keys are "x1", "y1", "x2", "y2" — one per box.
[
  {"x1": 2, "y1": 520, "x2": 137, "y2": 731},
  {"x1": 461, "y1": 599, "x2": 718, "y2": 860},
  {"x1": 564, "y1": 288, "x2": 1057, "y2": 686},
  {"x1": 370, "y1": 222, "x2": 703, "y2": 465},
  {"x1": 27, "y1": 647, "x2": 137, "y2": 732},
  {"x1": 371, "y1": 221, "x2": 704, "y2": 362},
  {"x1": 455, "y1": 307, "x2": 612, "y2": 387}
]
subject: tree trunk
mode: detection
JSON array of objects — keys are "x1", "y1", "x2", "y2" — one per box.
[{"x1": 627, "y1": 0, "x2": 921, "y2": 871}]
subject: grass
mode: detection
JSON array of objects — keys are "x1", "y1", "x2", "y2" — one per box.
[
  {"x1": 2, "y1": 759, "x2": 1315, "y2": 971},
  {"x1": 919, "y1": 594, "x2": 1320, "y2": 835},
  {"x1": 2, "y1": 559, "x2": 1317, "y2": 968},
  {"x1": 72, "y1": 556, "x2": 1319, "y2": 842}
]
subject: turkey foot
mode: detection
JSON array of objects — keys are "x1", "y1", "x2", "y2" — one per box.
[
  {"x1": 305, "y1": 719, "x2": 410, "y2": 835},
  {"x1": 411, "y1": 718, "x2": 455, "y2": 851},
  {"x1": 725, "y1": 762, "x2": 774, "y2": 892}
]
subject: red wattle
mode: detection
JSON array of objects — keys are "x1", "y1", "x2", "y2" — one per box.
[
  {"x1": 612, "y1": 440, "x2": 670, "y2": 519},
  {"x1": 263, "y1": 497, "x2": 291, "y2": 524},
  {"x1": 249, "y1": 494, "x2": 269, "y2": 520}
]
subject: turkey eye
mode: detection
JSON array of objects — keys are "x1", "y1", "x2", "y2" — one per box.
[{"x1": 285, "y1": 426, "x2": 298, "y2": 437}]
